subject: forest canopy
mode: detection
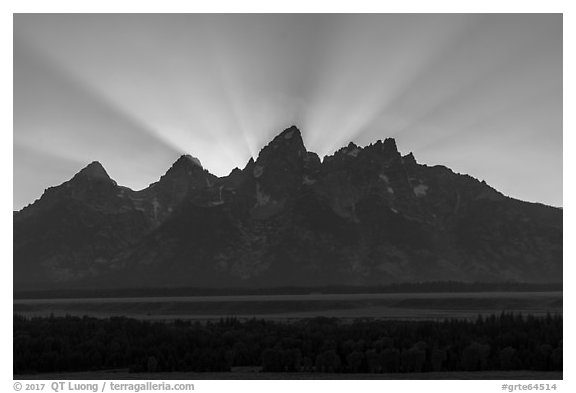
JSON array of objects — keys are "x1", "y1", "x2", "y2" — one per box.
[{"x1": 14, "y1": 313, "x2": 562, "y2": 375}]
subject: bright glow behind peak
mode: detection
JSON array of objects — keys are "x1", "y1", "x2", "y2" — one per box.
[{"x1": 13, "y1": 14, "x2": 562, "y2": 209}]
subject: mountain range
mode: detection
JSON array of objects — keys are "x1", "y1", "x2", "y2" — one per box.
[{"x1": 13, "y1": 126, "x2": 562, "y2": 290}]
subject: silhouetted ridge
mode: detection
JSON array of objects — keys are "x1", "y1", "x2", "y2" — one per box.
[
  {"x1": 403, "y1": 152, "x2": 417, "y2": 165},
  {"x1": 257, "y1": 125, "x2": 306, "y2": 160},
  {"x1": 72, "y1": 161, "x2": 111, "y2": 181},
  {"x1": 276, "y1": 125, "x2": 302, "y2": 140},
  {"x1": 153, "y1": 154, "x2": 206, "y2": 184},
  {"x1": 176, "y1": 154, "x2": 203, "y2": 168},
  {"x1": 13, "y1": 124, "x2": 563, "y2": 290},
  {"x1": 382, "y1": 137, "x2": 401, "y2": 159}
]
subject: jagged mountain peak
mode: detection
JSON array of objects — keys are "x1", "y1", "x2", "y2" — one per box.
[
  {"x1": 342, "y1": 142, "x2": 362, "y2": 157},
  {"x1": 175, "y1": 154, "x2": 203, "y2": 168},
  {"x1": 141, "y1": 153, "x2": 214, "y2": 200},
  {"x1": 73, "y1": 161, "x2": 111, "y2": 181},
  {"x1": 13, "y1": 124, "x2": 562, "y2": 290},
  {"x1": 382, "y1": 137, "x2": 400, "y2": 156},
  {"x1": 277, "y1": 125, "x2": 302, "y2": 139},
  {"x1": 161, "y1": 154, "x2": 205, "y2": 179},
  {"x1": 257, "y1": 125, "x2": 306, "y2": 160},
  {"x1": 228, "y1": 167, "x2": 242, "y2": 176},
  {"x1": 403, "y1": 152, "x2": 417, "y2": 165},
  {"x1": 323, "y1": 137, "x2": 403, "y2": 164},
  {"x1": 243, "y1": 157, "x2": 256, "y2": 171}
]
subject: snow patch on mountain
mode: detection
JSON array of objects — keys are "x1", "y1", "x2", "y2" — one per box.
[
  {"x1": 210, "y1": 185, "x2": 225, "y2": 206},
  {"x1": 347, "y1": 147, "x2": 361, "y2": 157},
  {"x1": 414, "y1": 184, "x2": 429, "y2": 197},
  {"x1": 253, "y1": 165, "x2": 264, "y2": 178},
  {"x1": 255, "y1": 183, "x2": 271, "y2": 206},
  {"x1": 303, "y1": 175, "x2": 317, "y2": 185},
  {"x1": 152, "y1": 197, "x2": 160, "y2": 221}
]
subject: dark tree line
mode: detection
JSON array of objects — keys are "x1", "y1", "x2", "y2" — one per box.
[{"x1": 14, "y1": 313, "x2": 562, "y2": 375}]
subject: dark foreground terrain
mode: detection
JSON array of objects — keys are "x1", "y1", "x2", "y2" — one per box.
[
  {"x1": 14, "y1": 313, "x2": 562, "y2": 379},
  {"x1": 18, "y1": 370, "x2": 562, "y2": 380}
]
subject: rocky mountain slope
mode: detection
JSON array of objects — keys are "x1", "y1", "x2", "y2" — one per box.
[{"x1": 13, "y1": 126, "x2": 562, "y2": 290}]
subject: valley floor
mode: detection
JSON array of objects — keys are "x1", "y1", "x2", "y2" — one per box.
[{"x1": 13, "y1": 291, "x2": 562, "y2": 321}]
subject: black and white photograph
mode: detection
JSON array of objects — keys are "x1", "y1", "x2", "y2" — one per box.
[{"x1": 10, "y1": 9, "x2": 566, "y2": 387}]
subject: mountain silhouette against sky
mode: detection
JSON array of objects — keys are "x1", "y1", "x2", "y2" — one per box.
[{"x1": 13, "y1": 126, "x2": 562, "y2": 290}]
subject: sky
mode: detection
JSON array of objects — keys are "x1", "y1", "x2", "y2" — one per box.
[{"x1": 13, "y1": 14, "x2": 562, "y2": 209}]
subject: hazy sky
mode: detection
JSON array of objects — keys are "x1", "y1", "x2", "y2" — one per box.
[{"x1": 13, "y1": 14, "x2": 562, "y2": 209}]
